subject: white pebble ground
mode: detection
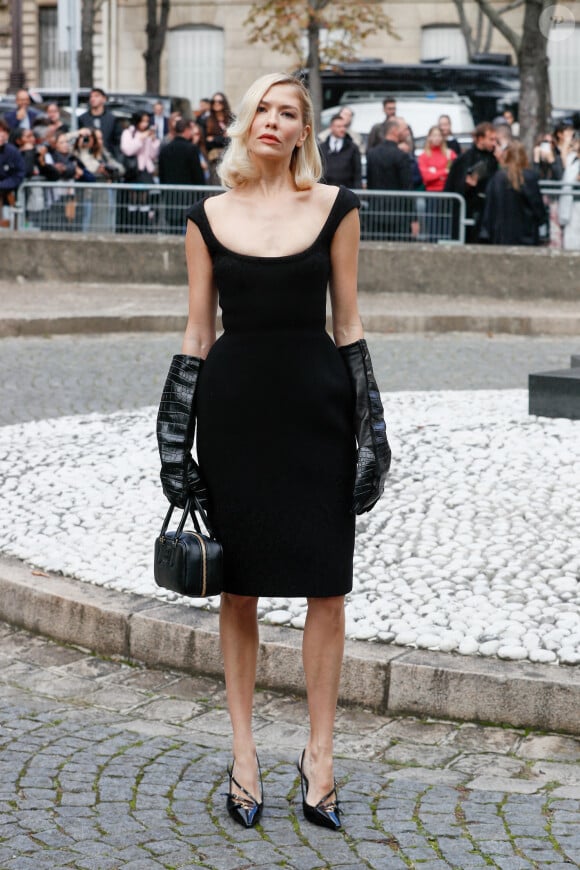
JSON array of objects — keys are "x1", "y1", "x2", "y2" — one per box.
[{"x1": 1, "y1": 389, "x2": 579, "y2": 666}]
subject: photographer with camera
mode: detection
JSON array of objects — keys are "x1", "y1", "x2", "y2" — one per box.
[{"x1": 72, "y1": 127, "x2": 125, "y2": 231}]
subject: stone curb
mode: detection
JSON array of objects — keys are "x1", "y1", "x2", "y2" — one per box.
[
  {"x1": 1, "y1": 554, "x2": 579, "y2": 735},
  {"x1": 2, "y1": 312, "x2": 580, "y2": 338}
]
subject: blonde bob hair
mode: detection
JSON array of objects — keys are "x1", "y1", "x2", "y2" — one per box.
[{"x1": 218, "y1": 73, "x2": 322, "y2": 190}]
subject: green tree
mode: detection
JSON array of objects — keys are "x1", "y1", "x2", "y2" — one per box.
[
  {"x1": 452, "y1": 0, "x2": 551, "y2": 154},
  {"x1": 245, "y1": 0, "x2": 398, "y2": 128}
]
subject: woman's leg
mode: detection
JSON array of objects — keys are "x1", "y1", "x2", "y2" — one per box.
[
  {"x1": 220, "y1": 592, "x2": 261, "y2": 797},
  {"x1": 302, "y1": 595, "x2": 345, "y2": 805}
]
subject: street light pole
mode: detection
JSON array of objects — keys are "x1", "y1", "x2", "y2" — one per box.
[{"x1": 8, "y1": 0, "x2": 26, "y2": 92}]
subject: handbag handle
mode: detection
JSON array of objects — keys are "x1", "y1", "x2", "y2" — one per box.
[{"x1": 159, "y1": 496, "x2": 216, "y2": 541}]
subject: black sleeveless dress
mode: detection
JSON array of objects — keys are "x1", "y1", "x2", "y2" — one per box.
[{"x1": 186, "y1": 185, "x2": 359, "y2": 598}]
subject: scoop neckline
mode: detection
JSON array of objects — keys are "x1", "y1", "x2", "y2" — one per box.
[{"x1": 200, "y1": 187, "x2": 344, "y2": 261}]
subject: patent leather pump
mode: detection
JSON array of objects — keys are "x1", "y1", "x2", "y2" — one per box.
[
  {"x1": 226, "y1": 756, "x2": 263, "y2": 828},
  {"x1": 297, "y1": 749, "x2": 341, "y2": 830}
]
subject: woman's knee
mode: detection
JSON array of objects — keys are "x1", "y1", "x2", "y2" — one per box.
[
  {"x1": 221, "y1": 592, "x2": 258, "y2": 615},
  {"x1": 306, "y1": 595, "x2": 345, "y2": 626}
]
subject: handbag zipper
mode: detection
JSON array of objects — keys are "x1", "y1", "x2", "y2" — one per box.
[{"x1": 188, "y1": 531, "x2": 207, "y2": 597}]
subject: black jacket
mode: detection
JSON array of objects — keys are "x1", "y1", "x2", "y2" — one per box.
[
  {"x1": 445, "y1": 145, "x2": 498, "y2": 241},
  {"x1": 319, "y1": 135, "x2": 361, "y2": 189},
  {"x1": 366, "y1": 140, "x2": 412, "y2": 191},
  {"x1": 0, "y1": 142, "x2": 26, "y2": 191},
  {"x1": 479, "y1": 169, "x2": 546, "y2": 246},
  {"x1": 158, "y1": 136, "x2": 205, "y2": 186}
]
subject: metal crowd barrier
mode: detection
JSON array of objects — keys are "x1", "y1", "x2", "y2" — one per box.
[
  {"x1": 9, "y1": 180, "x2": 580, "y2": 246},
  {"x1": 12, "y1": 182, "x2": 467, "y2": 244},
  {"x1": 13, "y1": 182, "x2": 223, "y2": 236},
  {"x1": 355, "y1": 190, "x2": 466, "y2": 244}
]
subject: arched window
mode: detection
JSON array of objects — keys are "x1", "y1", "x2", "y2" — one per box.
[{"x1": 167, "y1": 25, "x2": 224, "y2": 105}]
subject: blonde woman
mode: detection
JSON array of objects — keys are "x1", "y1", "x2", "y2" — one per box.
[{"x1": 156, "y1": 73, "x2": 390, "y2": 830}]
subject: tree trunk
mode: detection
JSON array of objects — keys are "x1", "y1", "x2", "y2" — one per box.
[
  {"x1": 517, "y1": 0, "x2": 550, "y2": 154},
  {"x1": 143, "y1": 0, "x2": 170, "y2": 93},
  {"x1": 79, "y1": 0, "x2": 94, "y2": 88},
  {"x1": 306, "y1": 16, "x2": 322, "y2": 133}
]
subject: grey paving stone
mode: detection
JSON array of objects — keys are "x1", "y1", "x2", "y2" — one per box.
[{"x1": 3, "y1": 627, "x2": 580, "y2": 870}]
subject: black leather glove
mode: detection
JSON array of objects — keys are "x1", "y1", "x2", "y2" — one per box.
[
  {"x1": 339, "y1": 339, "x2": 391, "y2": 514},
  {"x1": 156, "y1": 354, "x2": 208, "y2": 511}
]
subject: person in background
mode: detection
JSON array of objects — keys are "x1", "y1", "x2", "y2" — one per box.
[
  {"x1": 4, "y1": 89, "x2": 40, "y2": 131},
  {"x1": 45, "y1": 103, "x2": 69, "y2": 138},
  {"x1": 120, "y1": 111, "x2": 160, "y2": 231},
  {"x1": 367, "y1": 96, "x2": 397, "y2": 151},
  {"x1": 438, "y1": 114, "x2": 461, "y2": 157},
  {"x1": 13, "y1": 126, "x2": 52, "y2": 226},
  {"x1": 0, "y1": 118, "x2": 26, "y2": 226},
  {"x1": 79, "y1": 88, "x2": 116, "y2": 152},
  {"x1": 92, "y1": 128, "x2": 124, "y2": 179},
  {"x1": 13, "y1": 128, "x2": 38, "y2": 178},
  {"x1": 494, "y1": 122, "x2": 513, "y2": 157},
  {"x1": 479, "y1": 141, "x2": 546, "y2": 246},
  {"x1": 338, "y1": 107, "x2": 364, "y2": 154},
  {"x1": 319, "y1": 114, "x2": 362, "y2": 189},
  {"x1": 152, "y1": 101, "x2": 168, "y2": 141},
  {"x1": 558, "y1": 134, "x2": 580, "y2": 251},
  {"x1": 190, "y1": 121, "x2": 211, "y2": 182},
  {"x1": 552, "y1": 123, "x2": 574, "y2": 178},
  {"x1": 418, "y1": 125, "x2": 456, "y2": 241},
  {"x1": 503, "y1": 109, "x2": 520, "y2": 138},
  {"x1": 319, "y1": 106, "x2": 364, "y2": 155},
  {"x1": 161, "y1": 111, "x2": 182, "y2": 149},
  {"x1": 158, "y1": 117, "x2": 205, "y2": 233},
  {"x1": 205, "y1": 92, "x2": 233, "y2": 183},
  {"x1": 533, "y1": 129, "x2": 566, "y2": 247},
  {"x1": 366, "y1": 117, "x2": 416, "y2": 240},
  {"x1": 41, "y1": 131, "x2": 84, "y2": 230},
  {"x1": 195, "y1": 98, "x2": 212, "y2": 132},
  {"x1": 444, "y1": 122, "x2": 498, "y2": 243}
]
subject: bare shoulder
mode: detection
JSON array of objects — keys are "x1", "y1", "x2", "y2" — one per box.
[
  {"x1": 203, "y1": 191, "x2": 234, "y2": 220},
  {"x1": 311, "y1": 182, "x2": 340, "y2": 205},
  {"x1": 304, "y1": 183, "x2": 340, "y2": 217}
]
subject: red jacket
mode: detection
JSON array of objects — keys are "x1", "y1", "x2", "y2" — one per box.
[{"x1": 418, "y1": 147, "x2": 455, "y2": 192}]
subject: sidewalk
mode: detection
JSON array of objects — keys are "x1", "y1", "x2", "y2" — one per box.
[
  {"x1": 1, "y1": 279, "x2": 580, "y2": 337},
  {"x1": 2, "y1": 553, "x2": 579, "y2": 736}
]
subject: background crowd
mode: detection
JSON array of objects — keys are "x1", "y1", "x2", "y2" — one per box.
[{"x1": 1, "y1": 85, "x2": 579, "y2": 247}]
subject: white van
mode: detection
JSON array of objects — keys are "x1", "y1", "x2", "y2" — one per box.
[{"x1": 320, "y1": 92, "x2": 474, "y2": 150}]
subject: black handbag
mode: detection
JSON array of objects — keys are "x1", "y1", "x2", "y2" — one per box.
[{"x1": 154, "y1": 496, "x2": 223, "y2": 597}]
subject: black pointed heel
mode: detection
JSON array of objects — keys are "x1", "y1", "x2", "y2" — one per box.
[
  {"x1": 226, "y1": 755, "x2": 263, "y2": 829},
  {"x1": 297, "y1": 749, "x2": 341, "y2": 830}
]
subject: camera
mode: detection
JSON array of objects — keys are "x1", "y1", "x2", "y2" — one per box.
[{"x1": 81, "y1": 135, "x2": 91, "y2": 145}]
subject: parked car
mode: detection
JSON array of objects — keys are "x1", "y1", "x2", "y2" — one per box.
[
  {"x1": 27, "y1": 88, "x2": 192, "y2": 119},
  {"x1": 320, "y1": 93, "x2": 475, "y2": 150}
]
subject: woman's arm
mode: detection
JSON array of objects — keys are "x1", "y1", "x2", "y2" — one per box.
[
  {"x1": 329, "y1": 208, "x2": 364, "y2": 347},
  {"x1": 182, "y1": 220, "x2": 218, "y2": 357},
  {"x1": 120, "y1": 127, "x2": 141, "y2": 156}
]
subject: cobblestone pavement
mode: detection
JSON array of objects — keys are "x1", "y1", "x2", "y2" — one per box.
[
  {"x1": 2, "y1": 623, "x2": 579, "y2": 870},
  {"x1": 1, "y1": 331, "x2": 579, "y2": 426}
]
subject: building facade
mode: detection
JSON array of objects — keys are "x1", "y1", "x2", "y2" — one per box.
[{"x1": 1, "y1": 1, "x2": 578, "y2": 111}]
